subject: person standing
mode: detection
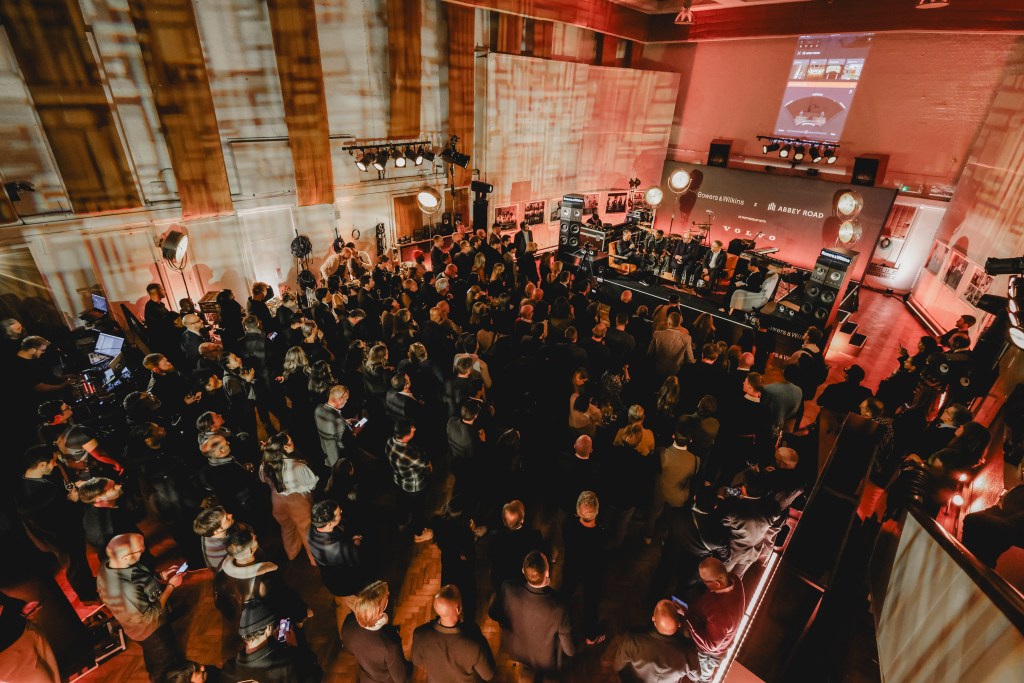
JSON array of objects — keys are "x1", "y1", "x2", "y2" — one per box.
[
  {"x1": 513, "y1": 222, "x2": 534, "y2": 260},
  {"x1": 386, "y1": 419, "x2": 434, "y2": 543},
  {"x1": 341, "y1": 581, "x2": 411, "y2": 683},
  {"x1": 613, "y1": 599, "x2": 701, "y2": 683},
  {"x1": 560, "y1": 491, "x2": 609, "y2": 645},
  {"x1": 259, "y1": 433, "x2": 318, "y2": 564},
  {"x1": 489, "y1": 551, "x2": 575, "y2": 683},
  {"x1": 314, "y1": 385, "x2": 355, "y2": 469},
  {"x1": 307, "y1": 500, "x2": 365, "y2": 640},
  {"x1": 411, "y1": 584, "x2": 496, "y2": 682},
  {"x1": 685, "y1": 558, "x2": 746, "y2": 682},
  {"x1": 96, "y1": 533, "x2": 189, "y2": 682}
]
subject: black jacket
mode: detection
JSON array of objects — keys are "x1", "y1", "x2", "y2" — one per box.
[
  {"x1": 307, "y1": 526, "x2": 365, "y2": 596},
  {"x1": 411, "y1": 620, "x2": 496, "y2": 683},
  {"x1": 221, "y1": 638, "x2": 322, "y2": 683},
  {"x1": 341, "y1": 614, "x2": 410, "y2": 683}
]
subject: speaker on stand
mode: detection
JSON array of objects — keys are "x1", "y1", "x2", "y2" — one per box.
[
  {"x1": 471, "y1": 180, "x2": 493, "y2": 231},
  {"x1": 558, "y1": 193, "x2": 586, "y2": 262},
  {"x1": 799, "y1": 248, "x2": 857, "y2": 329}
]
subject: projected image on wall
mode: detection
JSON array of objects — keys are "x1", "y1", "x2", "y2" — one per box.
[{"x1": 774, "y1": 33, "x2": 873, "y2": 142}]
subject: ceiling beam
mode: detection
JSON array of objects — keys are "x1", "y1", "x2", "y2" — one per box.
[
  {"x1": 647, "y1": 0, "x2": 1024, "y2": 43},
  {"x1": 443, "y1": 0, "x2": 650, "y2": 43}
]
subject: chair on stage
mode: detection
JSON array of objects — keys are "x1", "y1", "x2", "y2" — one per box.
[
  {"x1": 729, "y1": 271, "x2": 780, "y2": 313},
  {"x1": 703, "y1": 253, "x2": 738, "y2": 295},
  {"x1": 607, "y1": 240, "x2": 638, "y2": 275}
]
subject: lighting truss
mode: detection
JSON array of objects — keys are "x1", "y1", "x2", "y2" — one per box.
[
  {"x1": 756, "y1": 135, "x2": 839, "y2": 165},
  {"x1": 344, "y1": 140, "x2": 433, "y2": 172}
]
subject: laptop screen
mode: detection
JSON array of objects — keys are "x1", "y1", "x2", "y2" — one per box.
[
  {"x1": 94, "y1": 333, "x2": 124, "y2": 358},
  {"x1": 91, "y1": 294, "x2": 108, "y2": 313}
]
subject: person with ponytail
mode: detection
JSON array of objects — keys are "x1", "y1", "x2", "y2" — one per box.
[{"x1": 259, "y1": 432, "x2": 318, "y2": 564}]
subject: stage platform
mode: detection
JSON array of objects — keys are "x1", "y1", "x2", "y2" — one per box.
[{"x1": 595, "y1": 271, "x2": 754, "y2": 331}]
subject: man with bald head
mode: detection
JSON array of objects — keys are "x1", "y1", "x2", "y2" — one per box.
[
  {"x1": 558, "y1": 435, "x2": 602, "y2": 516},
  {"x1": 686, "y1": 557, "x2": 746, "y2": 682},
  {"x1": 97, "y1": 533, "x2": 191, "y2": 681},
  {"x1": 614, "y1": 599, "x2": 701, "y2": 682},
  {"x1": 179, "y1": 313, "x2": 208, "y2": 369},
  {"x1": 411, "y1": 584, "x2": 496, "y2": 682}
]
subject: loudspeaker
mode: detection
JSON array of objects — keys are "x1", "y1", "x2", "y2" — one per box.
[
  {"x1": 708, "y1": 139, "x2": 731, "y2": 168},
  {"x1": 473, "y1": 197, "x2": 488, "y2": 231},
  {"x1": 441, "y1": 212, "x2": 452, "y2": 226},
  {"x1": 851, "y1": 154, "x2": 888, "y2": 187},
  {"x1": 560, "y1": 205, "x2": 583, "y2": 221},
  {"x1": 801, "y1": 248, "x2": 857, "y2": 326},
  {"x1": 412, "y1": 227, "x2": 428, "y2": 241}
]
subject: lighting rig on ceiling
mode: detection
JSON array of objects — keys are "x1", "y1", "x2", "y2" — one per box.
[
  {"x1": 674, "y1": 0, "x2": 694, "y2": 26},
  {"x1": 757, "y1": 136, "x2": 838, "y2": 165},
  {"x1": 344, "y1": 140, "x2": 435, "y2": 176}
]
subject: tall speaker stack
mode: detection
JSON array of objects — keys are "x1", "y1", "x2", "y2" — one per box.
[
  {"x1": 558, "y1": 193, "x2": 585, "y2": 260},
  {"x1": 801, "y1": 247, "x2": 857, "y2": 329}
]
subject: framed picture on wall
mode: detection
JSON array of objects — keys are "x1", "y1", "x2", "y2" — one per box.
[
  {"x1": 583, "y1": 193, "x2": 599, "y2": 214},
  {"x1": 942, "y1": 251, "x2": 969, "y2": 292},
  {"x1": 549, "y1": 200, "x2": 562, "y2": 223},
  {"x1": 627, "y1": 190, "x2": 650, "y2": 213},
  {"x1": 924, "y1": 241, "x2": 948, "y2": 276},
  {"x1": 494, "y1": 204, "x2": 518, "y2": 230},
  {"x1": 524, "y1": 201, "x2": 545, "y2": 226},
  {"x1": 961, "y1": 266, "x2": 993, "y2": 307},
  {"x1": 606, "y1": 192, "x2": 627, "y2": 214}
]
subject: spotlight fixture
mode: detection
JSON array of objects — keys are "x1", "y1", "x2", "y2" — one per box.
[
  {"x1": 793, "y1": 145, "x2": 806, "y2": 162},
  {"x1": 160, "y1": 229, "x2": 189, "y2": 262},
  {"x1": 441, "y1": 135, "x2": 471, "y2": 168},
  {"x1": 674, "y1": 0, "x2": 694, "y2": 25},
  {"x1": 837, "y1": 220, "x2": 862, "y2": 245},
  {"x1": 916, "y1": 0, "x2": 950, "y2": 9},
  {"x1": 420, "y1": 146, "x2": 435, "y2": 163},
  {"x1": 825, "y1": 147, "x2": 838, "y2": 164},
  {"x1": 628, "y1": 177, "x2": 642, "y2": 190},
  {"x1": 392, "y1": 147, "x2": 406, "y2": 168},
  {"x1": 811, "y1": 146, "x2": 824, "y2": 163},
  {"x1": 763, "y1": 141, "x2": 780, "y2": 154},
  {"x1": 645, "y1": 186, "x2": 664, "y2": 208},
  {"x1": 355, "y1": 150, "x2": 372, "y2": 172},
  {"x1": 404, "y1": 146, "x2": 421, "y2": 166},
  {"x1": 986, "y1": 256, "x2": 1024, "y2": 276},
  {"x1": 779, "y1": 144, "x2": 793, "y2": 159},
  {"x1": 371, "y1": 151, "x2": 386, "y2": 172},
  {"x1": 667, "y1": 169, "x2": 692, "y2": 194},
  {"x1": 834, "y1": 189, "x2": 864, "y2": 218},
  {"x1": 758, "y1": 136, "x2": 838, "y2": 165},
  {"x1": 416, "y1": 187, "x2": 442, "y2": 216}
]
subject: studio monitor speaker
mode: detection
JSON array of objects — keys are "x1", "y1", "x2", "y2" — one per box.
[
  {"x1": 708, "y1": 139, "x2": 732, "y2": 168},
  {"x1": 851, "y1": 154, "x2": 889, "y2": 187}
]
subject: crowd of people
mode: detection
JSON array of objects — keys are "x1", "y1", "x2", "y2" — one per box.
[{"x1": 0, "y1": 222, "x2": 1005, "y2": 683}]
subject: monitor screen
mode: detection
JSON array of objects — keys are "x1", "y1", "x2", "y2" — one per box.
[
  {"x1": 91, "y1": 294, "x2": 108, "y2": 313},
  {"x1": 94, "y1": 333, "x2": 124, "y2": 358}
]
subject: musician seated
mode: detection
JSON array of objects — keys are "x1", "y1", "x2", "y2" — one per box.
[
  {"x1": 646, "y1": 229, "x2": 669, "y2": 273},
  {"x1": 697, "y1": 240, "x2": 727, "y2": 289},
  {"x1": 668, "y1": 231, "x2": 703, "y2": 285},
  {"x1": 729, "y1": 262, "x2": 780, "y2": 314},
  {"x1": 587, "y1": 211, "x2": 603, "y2": 227},
  {"x1": 612, "y1": 228, "x2": 643, "y2": 268}
]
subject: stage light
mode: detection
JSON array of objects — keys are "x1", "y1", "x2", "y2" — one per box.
[
  {"x1": 645, "y1": 186, "x2": 664, "y2": 208},
  {"x1": 416, "y1": 187, "x2": 442, "y2": 215},
  {"x1": 837, "y1": 220, "x2": 862, "y2": 245},
  {"x1": 371, "y1": 151, "x2": 387, "y2": 172},
  {"x1": 779, "y1": 144, "x2": 793, "y2": 159},
  {"x1": 404, "y1": 146, "x2": 421, "y2": 165},
  {"x1": 951, "y1": 493, "x2": 964, "y2": 507},
  {"x1": 441, "y1": 148, "x2": 471, "y2": 168},
  {"x1": 958, "y1": 473, "x2": 969, "y2": 483},
  {"x1": 355, "y1": 149, "x2": 372, "y2": 172},
  {"x1": 986, "y1": 256, "x2": 1024, "y2": 276},
  {"x1": 391, "y1": 147, "x2": 406, "y2": 168},
  {"x1": 835, "y1": 190, "x2": 864, "y2": 218},
  {"x1": 1011, "y1": 325, "x2": 1024, "y2": 350},
  {"x1": 667, "y1": 169, "x2": 692, "y2": 193},
  {"x1": 811, "y1": 146, "x2": 824, "y2": 163},
  {"x1": 825, "y1": 147, "x2": 838, "y2": 164},
  {"x1": 793, "y1": 145, "x2": 806, "y2": 161},
  {"x1": 160, "y1": 229, "x2": 189, "y2": 262},
  {"x1": 763, "y1": 141, "x2": 780, "y2": 154},
  {"x1": 916, "y1": 0, "x2": 950, "y2": 9},
  {"x1": 420, "y1": 146, "x2": 435, "y2": 163}
]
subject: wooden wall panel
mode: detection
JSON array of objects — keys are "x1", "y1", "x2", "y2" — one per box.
[
  {"x1": 599, "y1": 35, "x2": 618, "y2": 67},
  {"x1": 386, "y1": 0, "x2": 423, "y2": 139},
  {"x1": 497, "y1": 13, "x2": 522, "y2": 55},
  {"x1": 533, "y1": 20, "x2": 554, "y2": 59},
  {"x1": 394, "y1": 194, "x2": 425, "y2": 240},
  {"x1": 266, "y1": 0, "x2": 334, "y2": 206},
  {"x1": 128, "y1": 0, "x2": 233, "y2": 218},
  {"x1": 0, "y1": 0, "x2": 140, "y2": 213},
  {"x1": 447, "y1": 4, "x2": 475, "y2": 190},
  {"x1": 444, "y1": 0, "x2": 647, "y2": 42}
]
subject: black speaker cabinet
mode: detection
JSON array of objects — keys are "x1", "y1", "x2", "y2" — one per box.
[
  {"x1": 472, "y1": 197, "x2": 488, "y2": 231},
  {"x1": 851, "y1": 154, "x2": 888, "y2": 187},
  {"x1": 801, "y1": 247, "x2": 858, "y2": 327},
  {"x1": 441, "y1": 212, "x2": 452, "y2": 226},
  {"x1": 708, "y1": 139, "x2": 731, "y2": 168}
]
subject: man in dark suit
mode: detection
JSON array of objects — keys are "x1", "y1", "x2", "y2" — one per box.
[
  {"x1": 514, "y1": 221, "x2": 534, "y2": 259},
  {"x1": 179, "y1": 314, "x2": 208, "y2": 370},
  {"x1": 411, "y1": 584, "x2": 496, "y2": 682},
  {"x1": 669, "y1": 232, "x2": 704, "y2": 286},
  {"x1": 699, "y1": 240, "x2": 727, "y2": 289},
  {"x1": 453, "y1": 241, "x2": 475, "y2": 280},
  {"x1": 489, "y1": 500, "x2": 548, "y2": 593},
  {"x1": 430, "y1": 235, "x2": 448, "y2": 274},
  {"x1": 489, "y1": 551, "x2": 575, "y2": 682},
  {"x1": 613, "y1": 599, "x2": 701, "y2": 683},
  {"x1": 678, "y1": 343, "x2": 728, "y2": 414},
  {"x1": 314, "y1": 385, "x2": 355, "y2": 468},
  {"x1": 385, "y1": 373, "x2": 424, "y2": 425}
]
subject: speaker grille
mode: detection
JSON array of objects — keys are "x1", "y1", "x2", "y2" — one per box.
[
  {"x1": 804, "y1": 282, "x2": 822, "y2": 299},
  {"x1": 811, "y1": 264, "x2": 829, "y2": 283},
  {"x1": 813, "y1": 307, "x2": 829, "y2": 321},
  {"x1": 828, "y1": 269, "x2": 844, "y2": 284},
  {"x1": 560, "y1": 222, "x2": 570, "y2": 234},
  {"x1": 820, "y1": 289, "x2": 836, "y2": 304}
]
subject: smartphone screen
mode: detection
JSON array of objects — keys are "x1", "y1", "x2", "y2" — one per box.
[
  {"x1": 277, "y1": 618, "x2": 291, "y2": 642},
  {"x1": 671, "y1": 595, "x2": 688, "y2": 610},
  {"x1": 268, "y1": 332, "x2": 278, "y2": 341},
  {"x1": 355, "y1": 417, "x2": 368, "y2": 428},
  {"x1": 174, "y1": 562, "x2": 189, "y2": 575}
]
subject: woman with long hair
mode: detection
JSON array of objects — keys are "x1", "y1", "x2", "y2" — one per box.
[
  {"x1": 281, "y1": 346, "x2": 311, "y2": 413},
  {"x1": 300, "y1": 320, "x2": 333, "y2": 364},
  {"x1": 362, "y1": 343, "x2": 393, "y2": 403},
  {"x1": 488, "y1": 263, "x2": 508, "y2": 296},
  {"x1": 308, "y1": 360, "x2": 337, "y2": 404},
  {"x1": 651, "y1": 376, "x2": 681, "y2": 445},
  {"x1": 690, "y1": 312, "x2": 716, "y2": 357},
  {"x1": 216, "y1": 289, "x2": 245, "y2": 353},
  {"x1": 259, "y1": 432, "x2": 318, "y2": 564}
]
